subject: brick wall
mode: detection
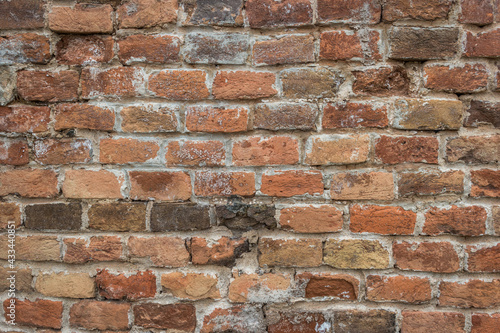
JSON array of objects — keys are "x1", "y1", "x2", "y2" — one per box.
[{"x1": 0, "y1": 0, "x2": 499, "y2": 331}]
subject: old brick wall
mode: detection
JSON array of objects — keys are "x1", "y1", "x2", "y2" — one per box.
[{"x1": 0, "y1": 0, "x2": 499, "y2": 331}]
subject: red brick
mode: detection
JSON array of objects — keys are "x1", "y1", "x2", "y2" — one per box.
[
  {"x1": 134, "y1": 303, "x2": 196, "y2": 331},
  {"x1": 383, "y1": 0, "x2": 452, "y2": 21},
  {"x1": 261, "y1": 170, "x2": 324, "y2": 197},
  {"x1": 465, "y1": 100, "x2": 500, "y2": 128},
  {"x1": 472, "y1": 313, "x2": 500, "y2": 333},
  {"x1": 259, "y1": 238, "x2": 323, "y2": 267},
  {"x1": 129, "y1": 171, "x2": 191, "y2": 201},
  {"x1": 190, "y1": 237, "x2": 249, "y2": 266},
  {"x1": 322, "y1": 102, "x2": 388, "y2": 128},
  {"x1": 402, "y1": 311, "x2": 465, "y2": 333},
  {"x1": 81, "y1": 67, "x2": 145, "y2": 99},
  {"x1": 100, "y1": 138, "x2": 159, "y2": 164},
  {"x1": 213, "y1": 71, "x2": 277, "y2": 99},
  {"x1": 0, "y1": 105, "x2": 50, "y2": 133},
  {"x1": 320, "y1": 30, "x2": 381, "y2": 61},
  {"x1": 166, "y1": 140, "x2": 225, "y2": 166},
  {"x1": 70, "y1": 301, "x2": 130, "y2": 331},
  {"x1": 118, "y1": 34, "x2": 181, "y2": 64},
  {"x1": 233, "y1": 136, "x2": 298, "y2": 166},
  {"x1": 424, "y1": 64, "x2": 488, "y2": 93},
  {"x1": 393, "y1": 241, "x2": 460, "y2": 273},
  {"x1": 121, "y1": 105, "x2": 178, "y2": 133},
  {"x1": 352, "y1": 66, "x2": 409, "y2": 96},
  {"x1": 63, "y1": 170, "x2": 124, "y2": 199},
  {"x1": 467, "y1": 244, "x2": 500, "y2": 272},
  {"x1": 201, "y1": 305, "x2": 265, "y2": 333},
  {"x1": 367, "y1": 275, "x2": 432, "y2": 303},
  {"x1": 398, "y1": 170, "x2": 464, "y2": 196},
  {"x1": 148, "y1": 70, "x2": 209, "y2": 100},
  {"x1": 186, "y1": 106, "x2": 248, "y2": 132},
  {"x1": 465, "y1": 28, "x2": 500, "y2": 58},
  {"x1": 34, "y1": 139, "x2": 91, "y2": 165},
  {"x1": 246, "y1": 0, "x2": 312, "y2": 28},
  {"x1": 0, "y1": 33, "x2": 50, "y2": 65},
  {"x1": 0, "y1": 139, "x2": 29, "y2": 165},
  {"x1": 279, "y1": 205, "x2": 343, "y2": 233},
  {"x1": 17, "y1": 70, "x2": 79, "y2": 102},
  {"x1": 0, "y1": 0, "x2": 45, "y2": 30},
  {"x1": 49, "y1": 4, "x2": 113, "y2": 33},
  {"x1": 54, "y1": 103, "x2": 115, "y2": 131},
  {"x1": 318, "y1": 0, "x2": 381, "y2": 24},
  {"x1": 253, "y1": 35, "x2": 315, "y2": 66},
  {"x1": 128, "y1": 236, "x2": 189, "y2": 267},
  {"x1": 460, "y1": 0, "x2": 495, "y2": 25},
  {"x1": 350, "y1": 205, "x2": 416, "y2": 235},
  {"x1": 56, "y1": 35, "x2": 114, "y2": 66},
  {"x1": 305, "y1": 135, "x2": 369, "y2": 166},
  {"x1": 96, "y1": 269, "x2": 156, "y2": 300},
  {"x1": 3, "y1": 299, "x2": 62, "y2": 329},
  {"x1": 0, "y1": 202, "x2": 21, "y2": 229},
  {"x1": 331, "y1": 171, "x2": 394, "y2": 201},
  {"x1": 375, "y1": 136, "x2": 439, "y2": 164},
  {"x1": 117, "y1": 0, "x2": 177, "y2": 28},
  {"x1": 423, "y1": 206, "x2": 487, "y2": 236},
  {"x1": 194, "y1": 171, "x2": 255, "y2": 197},
  {"x1": 267, "y1": 310, "x2": 329, "y2": 333},
  {"x1": 254, "y1": 102, "x2": 317, "y2": 131},
  {"x1": 471, "y1": 169, "x2": 500, "y2": 197},
  {"x1": 0, "y1": 169, "x2": 58, "y2": 198},
  {"x1": 446, "y1": 135, "x2": 500, "y2": 164},
  {"x1": 439, "y1": 279, "x2": 500, "y2": 308},
  {"x1": 297, "y1": 273, "x2": 359, "y2": 299},
  {"x1": 184, "y1": 32, "x2": 248, "y2": 65},
  {"x1": 64, "y1": 236, "x2": 123, "y2": 264}
]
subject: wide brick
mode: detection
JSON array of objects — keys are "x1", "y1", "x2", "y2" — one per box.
[
  {"x1": 128, "y1": 236, "x2": 189, "y2": 267},
  {"x1": 34, "y1": 138, "x2": 92, "y2": 165},
  {"x1": 148, "y1": 70, "x2": 209, "y2": 100},
  {"x1": 201, "y1": 305, "x2": 265, "y2": 333},
  {"x1": 229, "y1": 273, "x2": 292, "y2": 302},
  {"x1": 460, "y1": 0, "x2": 496, "y2": 25},
  {"x1": 190, "y1": 237, "x2": 249, "y2": 266},
  {"x1": 49, "y1": 4, "x2": 113, "y2": 33},
  {"x1": 0, "y1": 139, "x2": 29, "y2": 165},
  {"x1": 472, "y1": 313, "x2": 500, "y2": 333},
  {"x1": 0, "y1": 267, "x2": 32, "y2": 291},
  {"x1": 162, "y1": 272, "x2": 220, "y2": 300},
  {"x1": 317, "y1": 0, "x2": 381, "y2": 24},
  {"x1": 56, "y1": 35, "x2": 114, "y2": 66},
  {"x1": 322, "y1": 102, "x2": 388, "y2": 128},
  {"x1": 465, "y1": 100, "x2": 500, "y2": 128},
  {"x1": 465, "y1": 28, "x2": 500, "y2": 58},
  {"x1": 0, "y1": 235, "x2": 60, "y2": 261},
  {"x1": 70, "y1": 301, "x2": 130, "y2": 331},
  {"x1": 216, "y1": 200, "x2": 277, "y2": 230},
  {"x1": 320, "y1": 30, "x2": 381, "y2": 61},
  {"x1": 367, "y1": 275, "x2": 432, "y2": 303},
  {"x1": 331, "y1": 171, "x2": 394, "y2": 201},
  {"x1": 0, "y1": 33, "x2": 50, "y2": 65},
  {"x1": 17, "y1": 70, "x2": 79, "y2": 102},
  {"x1": 81, "y1": 67, "x2": 145, "y2": 99},
  {"x1": 118, "y1": 34, "x2": 180, "y2": 64},
  {"x1": 36, "y1": 273, "x2": 95, "y2": 298},
  {"x1": 181, "y1": 0, "x2": 244, "y2": 26},
  {"x1": 279, "y1": 205, "x2": 343, "y2": 233},
  {"x1": 259, "y1": 238, "x2": 323, "y2": 267},
  {"x1": 3, "y1": 299, "x2": 62, "y2": 329},
  {"x1": 246, "y1": 0, "x2": 312, "y2": 28},
  {"x1": 389, "y1": 27, "x2": 459, "y2": 60},
  {"x1": 117, "y1": 0, "x2": 177, "y2": 28},
  {"x1": 297, "y1": 273, "x2": 359, "y2": 299},
  {"x1": 393, "y1": 241, "x2": 460, "y2": 273},
  {"x1": 121, "y1": 105, "x2": 178, "y2": 132},
  {"x1": 402, "y1": 312, "x2": 465, "y2": 333},
  {"x1": 0, "y1": 67, "x2": 15, "y2": 106},
  {"x1": 194, "y1": 171, "x2": 255, "y2": 196},
  {"x1": 398, "y1": 170, "x2": 464, "y2": 196},
  {"x1": 424, "y1": 205, "x2": 487, "y2": 236},
  {"x1": 151, "y1": 203, "x2": 210, "y2": 231},
  {"x1": 25, "y1": 203, "x2": 82, "y2": 231},
  {"x1": 467, "y1": 244, "x2": 500, "y2": 272},
  {"x1": 267, "y1": 310, "x2": 329, "y2": 333},
  {"x1": 213, "y1": 71, "x2": 277, "y2": 99},
  {"x1": 281, "y1": 67, "x2": 344, "y2": 99},
  {"x1": 186, "y1": 106, "x2": 248, "y2": 132},
  {"x1": 129, "y1": 171, "x2": 191, "y2": 201},
  {"x1": 383, "y1": 0, "x2": 452, "y2": 21},
  {"x1": 134, "y1": 303, "x2": 196, "y2": 331},
  {"x1": 393, "y1": 99, "x2": 463, "y2": 130},
  {"x1": 166, "y1": 140, "x2": 225, "y2": 166},
  {"x1": 0, "y1": 0, "x2": 45, "y2": 29},
  {"x1": 424, "y1": 64, "x2": 488, "y2": 93},
  {"x1": 0, "y1": 169, "x2": 58, "y2": 198},
  {"x1": 100, "y1": 138, "x2": 159, "y2": 164},
  {"x1": 64, "y1": 236, "x2": 123, "y2": 263},
  {"x1": 261, "y1": 170, "x2": 324, "y2": 197},
  {"x1": 63, "y1": 170, "x2": 123, "y2": 199},
  {"x1": 324, "y1": 239, "x2": 389, "y2": 269},
  {"x1": 471, "y1": 169, "x2": 500, "y2": 197},
  {"x1": 254, "y1": 102, "x2": 317, "y2": 131},
  {"x1": 446, "y1": 135, "x2": 500, "y2": 164},
  {"x1": 352, "y1": 66, "x2": 409, "y2": 96},
  {"x1": 96, "y1": 269, "x2": 156, "y2": 300},
  {"x1": 350, "y1": 205, "x2": 416, "y2": 235},
  {"x1": 0, "y1": 202, "x2": 21, "y2": 229},
  {"x1": 184, "y1": 32, "x2": 248, "y2": 64},
  {"x1": 54, "y1": 103, "x2": 115, "y2": 131},
  {"x1": 334, "y1": 310, "x2": 396, "y2": 333},
  {"x1": 253, "y1": 35, "x2": 315, "y2": 66},
  {"x1": 88, "y1": 202, "x2": 146, "y2": 232},
  {"x1": 439, "y1": 279, "x2": 500, "y2": 308},
  {"x1": 233, "y1": 136, "x2": 299, "y2": 166},
  {"x1": 305, "y1": 135, "x2": 370, "y2": 166},
  {"x1": 375, "y1": 136, "x2": 439, "y2": 164}
]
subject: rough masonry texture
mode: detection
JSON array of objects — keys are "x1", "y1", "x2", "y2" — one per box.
[{"x1": 0, "y1": 0, "x2": 499, "y2": 332}]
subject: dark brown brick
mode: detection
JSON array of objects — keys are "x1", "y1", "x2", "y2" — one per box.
[
  {"x1": 375, "y1": 136, "x2": 439, "y2": 164},
  {"x1": 184, "y1": 32, "x2": 248, "y2": 64},
  {"x1": 0, "y1": 0, "x2": 46, "y2": 29},
  {"x1": 180, "y1": 0, "x2": 244, "y2": 26},
  {"x1": 383, "y1": 0, "x2": 452, "y2": 21},
  {"x1": 352, "y1": 66, "x2": 409, "y2": 96},
  {"x1": 268, "y1": 311, "x2": 329, "y2": 333},
  {"x1": 17, "y1": 70, "x2": 80, "y2": 102},
  {"x1": 216, "y1": 197, "x2": 276, "y2": 230},
  {"x1": 446, "y1": 135, "x2": 500, "y2": 164},
  {"x1": 465, "y1": 100, "x2": 500, "y2": 128},
  {"x1": 281, "y1": 67, "x2": 344, "y2": 99},
  {"x1": 246, "y1": 0, "x2": 313, "y2": 28},
  {"x1": 88, "y1": 202, "x2": 146, "y2": 232},
  {"x1": 151, "y1": 203, "x2": 210, "y2": 231},
  {"x1": 134, "y1": 303, "x2": 196, "y2": 331},
  {"x1": 318, "y1": 0, "x2": 381, "y2": 24},
  {"x1": 254, "y1": 103, "x2": 317, "y2": 131},
  {"x1": 334, "y1": 310, "x2": 396, "y2": 333},
  {"x1": 25, "y1": 204, "x2": 82, "y2": 231},
  {"x1": 398, "y1": 170, "x2": 464, "y2": 197},
  {"x1": 0, "y1": 33, "x2": 50, "y2": 65}
]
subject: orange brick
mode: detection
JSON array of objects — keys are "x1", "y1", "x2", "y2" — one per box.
[
  {"x1": 100, "y1": 138, "x2": 159, "y2": 164},
  {"x1": 366, "y1": 275, "x2": 432, "y2": 303},
  {"x1": 49, "y1": 4, "x2": 113, "y2": 33},
  {"x1": 34, "y1": 139, "x2": 92, "y2": 165},
  {"x1": 148, "y1": 70, "x2": 209, "y2": 100},
  {"x1": 17, "y1": 70, "x2": 79, "y2": 102},
  {"x1": 0, "y1": 105, "x2": 50, "y2": 133},
  {"x1": 305, "y1": 135, "x2": 370, "y2": 165},
  {"x1": 118, "y1": 34, "x2": 181, "y2": 64},
  {"x1": 81, "y1": 67, "x2": 145, "y2": 99},
  {"x1": 166, "y1": 140, "x2": 225, "y2": 166},
  {"x1": 466, "y1": 244, "x2": 500, "y2": 272},
  {"x1": 128, "y1": 236, "x2": 189, "y2": 267},
  {"x1": 279, "y1": 205, "x2": 343, "y2": 233},
  {"x1": 350, "y1": 205, "x2": 417, "y2": 235},
  {"x1": 186, "y1": 106, "x2": 248, "y2": 132},
  {"x1": 233, "y1": 136, "x2": 299, "y2": 166},
  {"x1": 393, "y1": 241, "x2": 460, "y2": 273},
  {"x1": 331, "y1": 171, "x2": 394, "y2": 200},
  {"x1": 54, "y1": 103, "x2": 115, "y2": 131},
  {"x1": 194, "y1": 171, "x2": 255, "y2": 197},
  {"x1": 0, "y1": 169, "x2": 58, "y2": 198},
  {"x1": 213, "y1": 71, "x2": 277, "y2": 99},
  {"x1": 0, "y1": 139, "x2": 29, "y2": 165},
  {"x1": 423, "y1": 205, "x2": 487, "y2": 236},
  {"x1": 63, "y1": 170, "x2": 124, "y2": 199},
  {"x1": 320, "y1": 30, "x2": 381, "y2": 61},
  {"x1": 129, "y1": 171, "x2": 191, "y2": 201},
  {"x1": 261, "y1": 170, "x2": 324, "y2": 197}
]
